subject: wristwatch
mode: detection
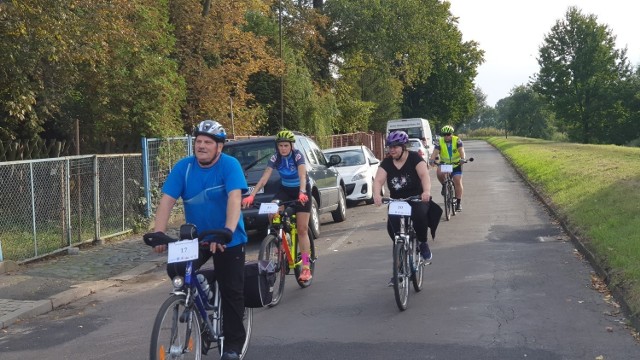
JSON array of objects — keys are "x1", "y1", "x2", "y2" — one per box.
[{"x1": 300, "y1": 189, "x2": 307, "y2": 194}]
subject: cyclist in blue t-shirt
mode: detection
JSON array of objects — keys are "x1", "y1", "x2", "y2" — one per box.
[
  {"x1": 151, "y1": 119, "x2": 248, "y2": 360},
  {"x1": 242, "y1": 129, "x2": 313, "y2": 282}
]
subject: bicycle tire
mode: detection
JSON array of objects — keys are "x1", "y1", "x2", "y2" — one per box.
[
  {"x1": 393, "y1": 242, "x2": 410, "y2": 311},
  {"x1": 215, "y1": 306, "x2": 253, "y2": 359},
  {"x1": 258, "y1": 234, "x2": 286, "y2": 307},
  {"x1": 150, "y1": 294, "x2": 202, "y2": 360},
  {"x1": 444, "y1": 180, "x2": 452, "y2": 221},
  {"x1": 294, "y1": 234, "x2": 316, "y2": 288},
  {"x1": 448, "y1": 180, "x2": 457, "y2": 217},
  {"x1": 410, "y1": 236, "x2": 424, "y2": 292}
]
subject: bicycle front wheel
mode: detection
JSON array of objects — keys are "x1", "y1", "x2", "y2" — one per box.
[
  {"x1": 258, "y1": 234, "x2": 286, "y2": 306},
  {"x1": 392, "y1": 242, "x2": 410, "y2": 311},
  {"x1": 444, "y1": 180, "x2": 453, "y2": 220},
  {"x1": 150, "y1": 294, "x2": 202, "y2": 360},
  {"x1": 448, "y1": 180, "x2": 457, "y2": 217}
]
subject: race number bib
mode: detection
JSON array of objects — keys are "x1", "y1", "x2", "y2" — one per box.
[
  {"x1": 167, "y1": 239, "x2": 199, "y2": 264},
  {"x1": 440, "y1": 164, "x2": 453, "y2": 173},
  {"x1": 259, "y1": 202, "x2": 279, "y2": 214},
  {"x1": 388, "y1": 201, "x2": 412, "y2": 216}
]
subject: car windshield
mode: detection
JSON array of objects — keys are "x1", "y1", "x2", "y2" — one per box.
[
  {"x1": 223, "y1": 141, "x2": 276, "y2": 171},
  {"x1": 327, "y1": 150, "x2": 365, "y2": 167}
]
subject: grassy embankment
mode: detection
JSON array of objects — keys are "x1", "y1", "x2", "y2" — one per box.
[{"x1": 487, "y1": 137, "x2": 640, "y2": 320}]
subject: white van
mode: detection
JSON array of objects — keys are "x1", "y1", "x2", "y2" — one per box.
[{"x1": 386, "y1": 118, "x2": 434, "y2": 156}]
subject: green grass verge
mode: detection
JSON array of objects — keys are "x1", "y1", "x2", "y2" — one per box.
[{"x1": 487, "y1": 136, "x2": 640, "y2": 316}]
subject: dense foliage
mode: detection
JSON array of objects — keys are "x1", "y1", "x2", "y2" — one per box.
[{"x1": 0, "y1": 0, "x2": 482, "y2": 152}]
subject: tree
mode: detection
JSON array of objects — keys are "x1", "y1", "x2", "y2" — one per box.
[
  {"x1": 325, "y1": 0, "x2": 483, "y2": 132},
  {"x1": 496, "y1": 85, "x2": 554, "y2": 139},
  {"x1": 533, "y1": 6, "x2": 632, "y2": 144},
  {"x1": 0, "y1": 0, "x2": 185, "y2": 149},
  {"x1": 170, "y1": 0, "x2": 280, "y2": 135},
  {"x1": 464, "y1": 87, "x2": 498, "y2": 131}
]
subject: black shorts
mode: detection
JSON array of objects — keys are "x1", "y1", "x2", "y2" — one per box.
[{"x1": 273, "y1": 184, "x2": 312, "y2": 213}]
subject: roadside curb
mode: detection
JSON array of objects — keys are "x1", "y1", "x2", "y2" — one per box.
[{"x1": 0, "y1": 260, "x2": 18, "y2": 275}]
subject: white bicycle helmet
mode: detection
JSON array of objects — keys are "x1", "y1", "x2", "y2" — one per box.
[{"x1": 193, "y1": 120, "x2": 226, "y2": 142}]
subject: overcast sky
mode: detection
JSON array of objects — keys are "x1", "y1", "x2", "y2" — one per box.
[{"x1": 447, "y1": 0, "x2": 640, "y2": 107}]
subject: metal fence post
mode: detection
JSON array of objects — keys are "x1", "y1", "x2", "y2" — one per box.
[
  {"x1": 29, "y1": 162, "x2": 38, "y2": 256},
  {"x1": 141, "y1": 137, "x2": 152, "y2": 218},
  {"x1": 94, "y1": 155, "x2": 102, "y2": 243},
  {"x1": 65, "y1": 158, "x2": 72, "y2": 246}
]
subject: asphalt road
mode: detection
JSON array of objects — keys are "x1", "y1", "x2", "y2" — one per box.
[{"x1": 0, "y1": 140, "x2": 638, "y2": 359}]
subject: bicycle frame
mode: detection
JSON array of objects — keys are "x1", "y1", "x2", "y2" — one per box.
[
  {"x1": 144, "y1": 229, "x2": 252, "y2": 359},
  {"x1": 183, "y1": 261, "x2": 223, "y2": 344},
  {"x1": 270, "y1": 209, "x2": 299, "y2": 269}
]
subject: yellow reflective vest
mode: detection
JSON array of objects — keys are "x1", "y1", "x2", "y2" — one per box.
[{"x1": 439, "y1": 136, "x2": 461, "y2": 164}]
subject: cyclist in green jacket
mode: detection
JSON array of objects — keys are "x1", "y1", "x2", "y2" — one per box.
[{"x1": 429, "y1": 125, "x2": 467, "y2": 212}]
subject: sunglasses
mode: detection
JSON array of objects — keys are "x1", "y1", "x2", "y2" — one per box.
[{"x1": 442, "y1": 133, "x2": 452, "y2": 136}]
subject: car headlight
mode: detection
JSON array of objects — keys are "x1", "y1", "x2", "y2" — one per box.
[{"x1": 351, "y1": 172, "x2": 366, "y2": 181}]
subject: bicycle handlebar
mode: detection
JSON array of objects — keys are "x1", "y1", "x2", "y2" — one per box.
[
  {"x1": 143, "y1": 229, "x2": 232, "y2": 247},
  {"x1": 381, "y1": 195, "x2": 422, "y2": 204},
  {"x1": 432, "y1": 157, "x2": 474, "y2": 166}
]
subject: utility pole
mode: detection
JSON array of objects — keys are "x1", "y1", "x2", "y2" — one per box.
[{"x1": 279, "y1": 0, "x2": 284, "y2": 129}]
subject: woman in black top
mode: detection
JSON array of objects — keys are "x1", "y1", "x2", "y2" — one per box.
[{"x1": 373, "y1": 130, "x2": 434, "y2": 265}]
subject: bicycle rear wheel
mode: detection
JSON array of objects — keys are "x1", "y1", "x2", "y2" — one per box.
[
  {"x1": 216, "y1": 306, "x2": 253, "y2": 359},
  {"x1": 258, "y1": 234, "x2": 286, "y2": 306},
  {"x1": 392, "y1": 242, "x2": 410, "y2": 311},
  {"x1": 294, "y1": 235, "x2": 316, "y2": 288},
  {"x1": 411, "y1": 239, "x2": 424, "y2": 292},
  {"x1": 150, "y1": 294, "x2": 202, "y2": 360}
]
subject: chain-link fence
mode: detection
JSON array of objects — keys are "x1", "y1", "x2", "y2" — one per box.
[
  {"x1": 0, "y1": 154, "x2": 141, "y2": 262},
  {"x1": 141, "y1": 136, "x2": 192, "y2": 218}
]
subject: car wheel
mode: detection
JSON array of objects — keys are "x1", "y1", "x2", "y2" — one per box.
[
  {"x1": 365, "y1": 178, "x2": 375, "y2": 204},
  {"x1": 309, "y1": 197, "x2": 320, "y2": 239},
  {"x1": 331, "y1": 187, "x2": 347, "y2": 222}
]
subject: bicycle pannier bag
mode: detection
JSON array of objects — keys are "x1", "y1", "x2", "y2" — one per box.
[{"x1": 244, "y1": 260, "x2": 276, "y2": 308}]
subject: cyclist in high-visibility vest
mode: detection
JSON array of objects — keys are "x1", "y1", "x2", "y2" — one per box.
[{"x1": 429, "y1": 125, "x2": 467, "y2": 212}]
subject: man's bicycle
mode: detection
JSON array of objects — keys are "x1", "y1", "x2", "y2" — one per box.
[
  {"x1": 143, "y1": 225, "x2": 253, "y2": 360},
  {"x1": 256, "y1": 200, "x2": 316, "y2": 307},
  {"x1": 383, "y1": 196, "x2": 428, "y2": 311},
  {"x1": 435, "y1": 158, "x2": 473, "y2": 220}
]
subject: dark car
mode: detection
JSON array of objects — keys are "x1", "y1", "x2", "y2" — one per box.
[{"x1": 222, "y1": 133, "x2": 347, "y2": 238}]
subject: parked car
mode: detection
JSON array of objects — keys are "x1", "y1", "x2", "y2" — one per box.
[
  {"x1": 222, "y1": 133, "x2": 347, "y2": 239},
  {"x1": 407, "y1": 138, "x2": 429, "y2": 161},
  {"x1": 323, "y1": 145, "x2": 382, "y2": 205}
]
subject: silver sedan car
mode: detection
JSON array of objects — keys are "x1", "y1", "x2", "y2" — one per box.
[{"x1": 323, "y1": 145, "x2": 381, "y2": 205}]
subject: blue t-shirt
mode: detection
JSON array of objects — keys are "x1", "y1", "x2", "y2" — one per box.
[
  {"x1": 267, "y1": 148, "x2": 308, "y2": 188},
  {"x1": 162, "y1": 154, "x2": 248, "y2": 247}
]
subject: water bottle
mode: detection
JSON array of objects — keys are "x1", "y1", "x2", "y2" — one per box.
[{"x1": 197, "y1": 274, "x2": 213, "y2": 303}]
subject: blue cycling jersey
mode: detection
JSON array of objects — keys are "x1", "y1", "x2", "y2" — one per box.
[
  {"x1": 162, "y1": 154, "x2": 248, "y2": 247},
  {"x1": 267, "y1": 148, "x2": 308, "y2": 188}
]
